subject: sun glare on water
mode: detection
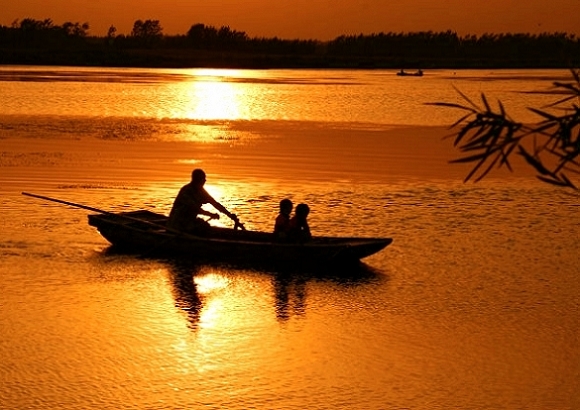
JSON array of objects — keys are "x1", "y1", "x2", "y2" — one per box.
[
  {"x1": 177, "y1": 69, "x2": 250, "y2": 121},
  {"x1": 194, "y1": 272, "x2": 231, "y2": 294}
]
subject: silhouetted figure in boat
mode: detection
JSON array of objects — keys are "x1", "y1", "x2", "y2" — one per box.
[
  {"x1": 397, "y1": 68, "x2": 423, "y2": 77},
  {"x1": 167, "y1": 168, "x2": 238, "y2": 235},
  {"x1": 288, "y1": 203, "x2": 312, "y2": 242},
  {"x1": 273, "y1": 198, "x2": 293, "y2": 241}
]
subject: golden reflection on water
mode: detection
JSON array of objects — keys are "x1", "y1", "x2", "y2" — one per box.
[
  {"x1": 194, "y1": 272, "x2": 230, "y2": 294},
  {"x1": 179, "y1": 70, "x2": 245, "y2": 121},
  {"x1": 169, "y1": 266, "x2": 280, "y2": 380},
  {"x1": 194, "y1": 273, "x2": 229, "y2": 332}
]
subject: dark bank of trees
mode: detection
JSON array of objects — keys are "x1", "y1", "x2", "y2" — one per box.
[{"x1": 0, "y1": 18, "x2": 579, "y2": 68}]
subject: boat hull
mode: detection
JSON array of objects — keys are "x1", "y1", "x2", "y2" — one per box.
[
  {"x1": 88, "y1": 210, "x2": 392, "y2": 265},
  {"x1": 397, "y1": 70, "x2": 423, "y2": 77}
]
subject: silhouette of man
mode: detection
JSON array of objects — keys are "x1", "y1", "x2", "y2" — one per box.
[{"x1": 167, "y1": 169, "x2": 238, "y2": 234}]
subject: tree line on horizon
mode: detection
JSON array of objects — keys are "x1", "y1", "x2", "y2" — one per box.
[{"x1": 1, "y1": 18, "x2": 579, "y2": 68}]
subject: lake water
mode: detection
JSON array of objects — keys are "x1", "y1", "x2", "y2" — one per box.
[{"x1": 0, "y1": 66, "x2": 578, "y2": 409}]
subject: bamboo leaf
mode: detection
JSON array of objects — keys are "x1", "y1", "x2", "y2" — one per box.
[
  {"x1": 530, "y1": 122, "x2": 557, "y2": 134},
  {"x1": 543, "y1": 95, "x2": 576, "y2": 108},
  {"x1": 500, "y1": 143, "x2": 519, "y2": 169},
  {"x1": 454, "y1": 124, "x2": 485, "y2": 146},
  {"x1": 528, "y1": 107, "x2": 559, "y2": 121},
  {"x1": 449, "y1": 152, "x2": 490, "y2": 163},
  {"x1": 481, "y1": 93, "x2": 491, "y2": 112},
  {"x1": 454, "y1": 113, "x2": 478, "y2": 126},
  {"x1": 453, "y1": 85, "x2": 479, "y2": 110},
  {"x1": 426, "y1": 102, "x2": 476, "y2": 112},
  {"x1": 462, "y1": 130, "x2": 497, "y2": 150},
  {"x1": 463, "y1": 158, "x2": 487, "y2": 182},
  {"x1": 438, "y1": 67, "x2": 578, "y2": 190},
  {"x1": 536, "y1": 175, "x2": 569, "y2": 187},
  {"x1": 552, "y1": 81, "x2": 580, "y2": 94},
  {"x1": 498, "y1": 100, "x2": 507, "y2": 117},
  {"x1": 518, "y1": 146, "x2": 551, "y2": 175},
  {"x1": 559, "y1": 173, "x2": 578, "y2": 190},
  {"x1": 474, "y1": 153, "x2": 503, "y2": 182}
]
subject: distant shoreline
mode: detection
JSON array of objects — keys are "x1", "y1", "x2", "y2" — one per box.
[
  {"x1": 1, "y1": 48, "x2": 577, "y2": 70},
  {"x1": 2, "y1": 24, "x2": 578, "y2": 70}
]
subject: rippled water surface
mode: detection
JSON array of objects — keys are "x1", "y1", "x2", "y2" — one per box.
[
  {"x1": 0, "y1": 66, "x2": 572, "y2": 124},
  {"x1": 1, "y1": 67, "x2": 578, "y2": 410}
]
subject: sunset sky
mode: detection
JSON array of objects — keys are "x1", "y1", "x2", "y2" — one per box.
[{"x1": 2, "y1": 0, "x2": 580, "y2": 40}]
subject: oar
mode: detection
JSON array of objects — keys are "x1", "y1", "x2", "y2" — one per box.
[
  {"x1": 22, "y1": 191, "x2": 175, "y2": 231},
  {"x1": 23, "y1": 192, "x2": 130, "y2": 218},
  {"x1": 22, "y1": 192, "x2": 202, "y2": 257},
  {"x1": 21, "y1": 192, "x2": 245, "y2": 234}
]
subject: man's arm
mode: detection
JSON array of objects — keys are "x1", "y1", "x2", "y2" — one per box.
[
  {"x1": 198, "y1": 208, "x2": 219, "y2": 219},
  {"x1": 207, "y1": 193, "x2": 237, "y2": 221}
]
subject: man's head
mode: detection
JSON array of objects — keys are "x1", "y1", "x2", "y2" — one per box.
[{"x1": 191, "y1": 169, "x2": 206, "y2": 186}]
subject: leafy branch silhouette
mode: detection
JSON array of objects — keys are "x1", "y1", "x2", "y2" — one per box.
[{"x1": 429, "y1": 69, "x2": 579, "y2": 190}]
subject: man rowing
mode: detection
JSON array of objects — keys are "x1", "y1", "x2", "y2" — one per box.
[{"x1": 167, "y1": 169, "x2": 239, "y2": 234}]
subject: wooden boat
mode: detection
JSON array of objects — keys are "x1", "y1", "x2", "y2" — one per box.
[
  {"x1": 87, "y1": 210, "x2": 392, "y2": 264},
  {"x1": 21, "y1": 192, "x2": 392, "y2": 266},
  {"x1": 397, "y1": 69, "x2": 423, "y2": 77}
]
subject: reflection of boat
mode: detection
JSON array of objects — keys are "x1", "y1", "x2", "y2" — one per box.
[
  {"x1": 163, "y1": 258, "x2": 384, "y2": 329},
  {"x1": 88, "y1": 210, "x2": 392, "y2": 264},
  {"x1": 397, "y1": 69, "x2": 423, "y2": 77}
]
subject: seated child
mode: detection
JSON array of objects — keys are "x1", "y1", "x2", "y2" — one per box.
[
  {"x1": 288, "y1": 203, "x2": 312, "y2": 242},
  {"x1": 273, "y1": 198, "x2": 293, "y2": 240}
]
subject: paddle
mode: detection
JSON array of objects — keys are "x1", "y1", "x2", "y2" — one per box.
[
  {"x1": 23, "y1": 192, "x2": 134, "y2": 218},
  {"x1": 21, "y1": 192, "x2": 245, "y2": 234}
]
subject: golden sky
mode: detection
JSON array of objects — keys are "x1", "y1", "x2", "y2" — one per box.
[{"x1": 3, "y1": 0, "x2": 580, "y2": 39}]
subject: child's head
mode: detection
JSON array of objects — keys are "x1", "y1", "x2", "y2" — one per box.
[
  {"x1": 280, "y1": 198, "x2": 293, "y2": 215},
  {"x1": 295, "y1": 203, "x2": 310, "y2": 218}
]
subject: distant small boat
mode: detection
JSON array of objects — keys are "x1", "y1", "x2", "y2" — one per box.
[{"x1": 397, "y1": 69, "x2": 424, "y2": 77}]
